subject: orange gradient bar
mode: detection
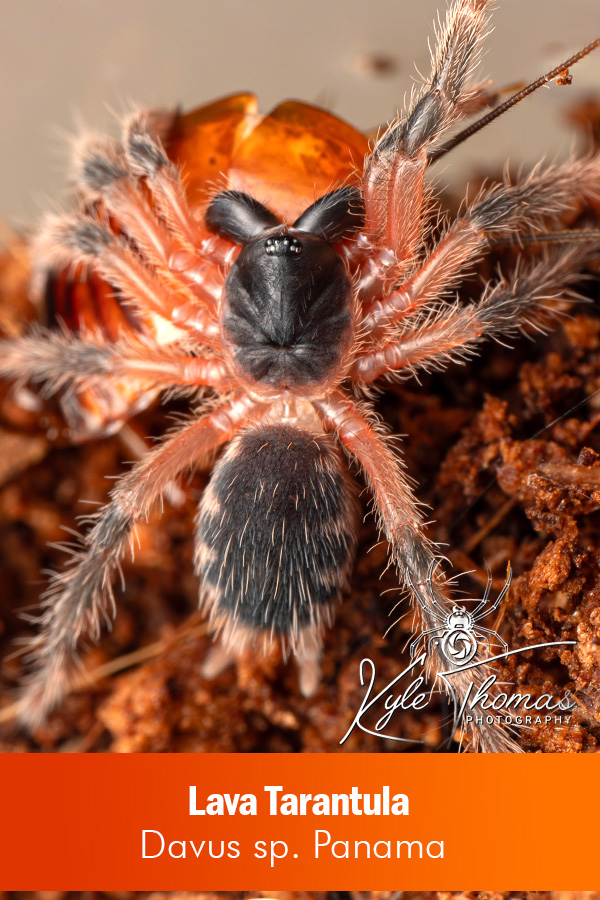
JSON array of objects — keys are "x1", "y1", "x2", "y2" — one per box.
[{"x1": 0, "y1": 753, "x2": 597, "y2": 888}]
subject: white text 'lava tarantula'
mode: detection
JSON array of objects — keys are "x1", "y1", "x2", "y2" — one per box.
[{"x1": 1, "y1": 0, "x2": 599, "y2": 751}]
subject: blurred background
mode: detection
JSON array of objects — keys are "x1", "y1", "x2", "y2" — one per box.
[{"x1": 0, "y1": 0, "x2": 599, "y2": 225}]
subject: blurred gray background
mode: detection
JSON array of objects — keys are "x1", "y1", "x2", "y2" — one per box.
[{"x1": 1, "y1": 0, "x2": 599, "y2": 226}]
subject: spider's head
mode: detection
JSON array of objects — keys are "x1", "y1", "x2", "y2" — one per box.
[
  {"x1": 447, "y1": 607, "x2": 472, "y2": 631},
  {"x1": 205, "y1": 186, "x2": 364, "y2": 398}
]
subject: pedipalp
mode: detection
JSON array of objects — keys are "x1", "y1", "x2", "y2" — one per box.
[
  {"x1": 71, "y1": 130, "x2": 226, "y2": 313},
  {"x1": 34, "y1": 208, "x2": 221, "y2": 347}
]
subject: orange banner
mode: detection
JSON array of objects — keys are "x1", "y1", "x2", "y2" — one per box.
[{"x1": 0, "y1": 753, "x2": 597, "y2": 889}]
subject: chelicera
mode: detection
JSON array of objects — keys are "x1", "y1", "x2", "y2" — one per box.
[{"x1": 1, "y1": 0, "x2": 599, "y2": 750}]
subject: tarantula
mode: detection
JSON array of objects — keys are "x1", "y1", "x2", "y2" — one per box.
[{"x1": 1, "y1": 0, "x2": 599, "y2": 750}]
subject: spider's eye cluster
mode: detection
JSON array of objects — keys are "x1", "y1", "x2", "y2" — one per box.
[{"x1": 265, "y1": 235, "x2": 302, "y2": 256}]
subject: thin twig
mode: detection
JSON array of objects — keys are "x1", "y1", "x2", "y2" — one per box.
[{"x1": 463, "y1": 495, "x2": 518, "y2": 554}]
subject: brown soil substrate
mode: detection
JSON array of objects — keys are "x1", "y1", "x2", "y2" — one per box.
[{"x1": 1, "y1": 111, "x2": 599, "y2": 754}]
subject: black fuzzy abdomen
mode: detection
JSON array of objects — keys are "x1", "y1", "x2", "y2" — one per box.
[{"x1": 195, "y1": 423, "x2": 357, "y2": 643}]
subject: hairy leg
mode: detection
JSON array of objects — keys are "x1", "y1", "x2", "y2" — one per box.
[
  {"x1": 362, "y1": 156, "x2": 600, "y2": 337},
  {"x1": 408, "y1": 626, "x2": 444, "y2": 660},
  {"x1": 70, "y1": 132, "x2": 225, "y2": 313},
  {"x1": 34, "y1": 211, "x2": 221, "y2": 347},
  {"x1": 353, "y1": 243, "x2": 600, "y2": 383},
  {"x1": 361, "y1": 0, "x2": 494, "y2": 290},
  {"x1": 122, "y1": 111, "x2": 239, "y2": 270},
  {"x1": 0, "y1": 327, "x2": 236, "y2": 396},
  {"x1": 313, "y1": 389, "x2": 521, "y2": 752},
  {"x1": 15, "y1": 391, "x2": 267, "y2": 729}
]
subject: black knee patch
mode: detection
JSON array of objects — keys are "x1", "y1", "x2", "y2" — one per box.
[{"x1": 195, "y1": 423, "x2": 357, "y2": 644}]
